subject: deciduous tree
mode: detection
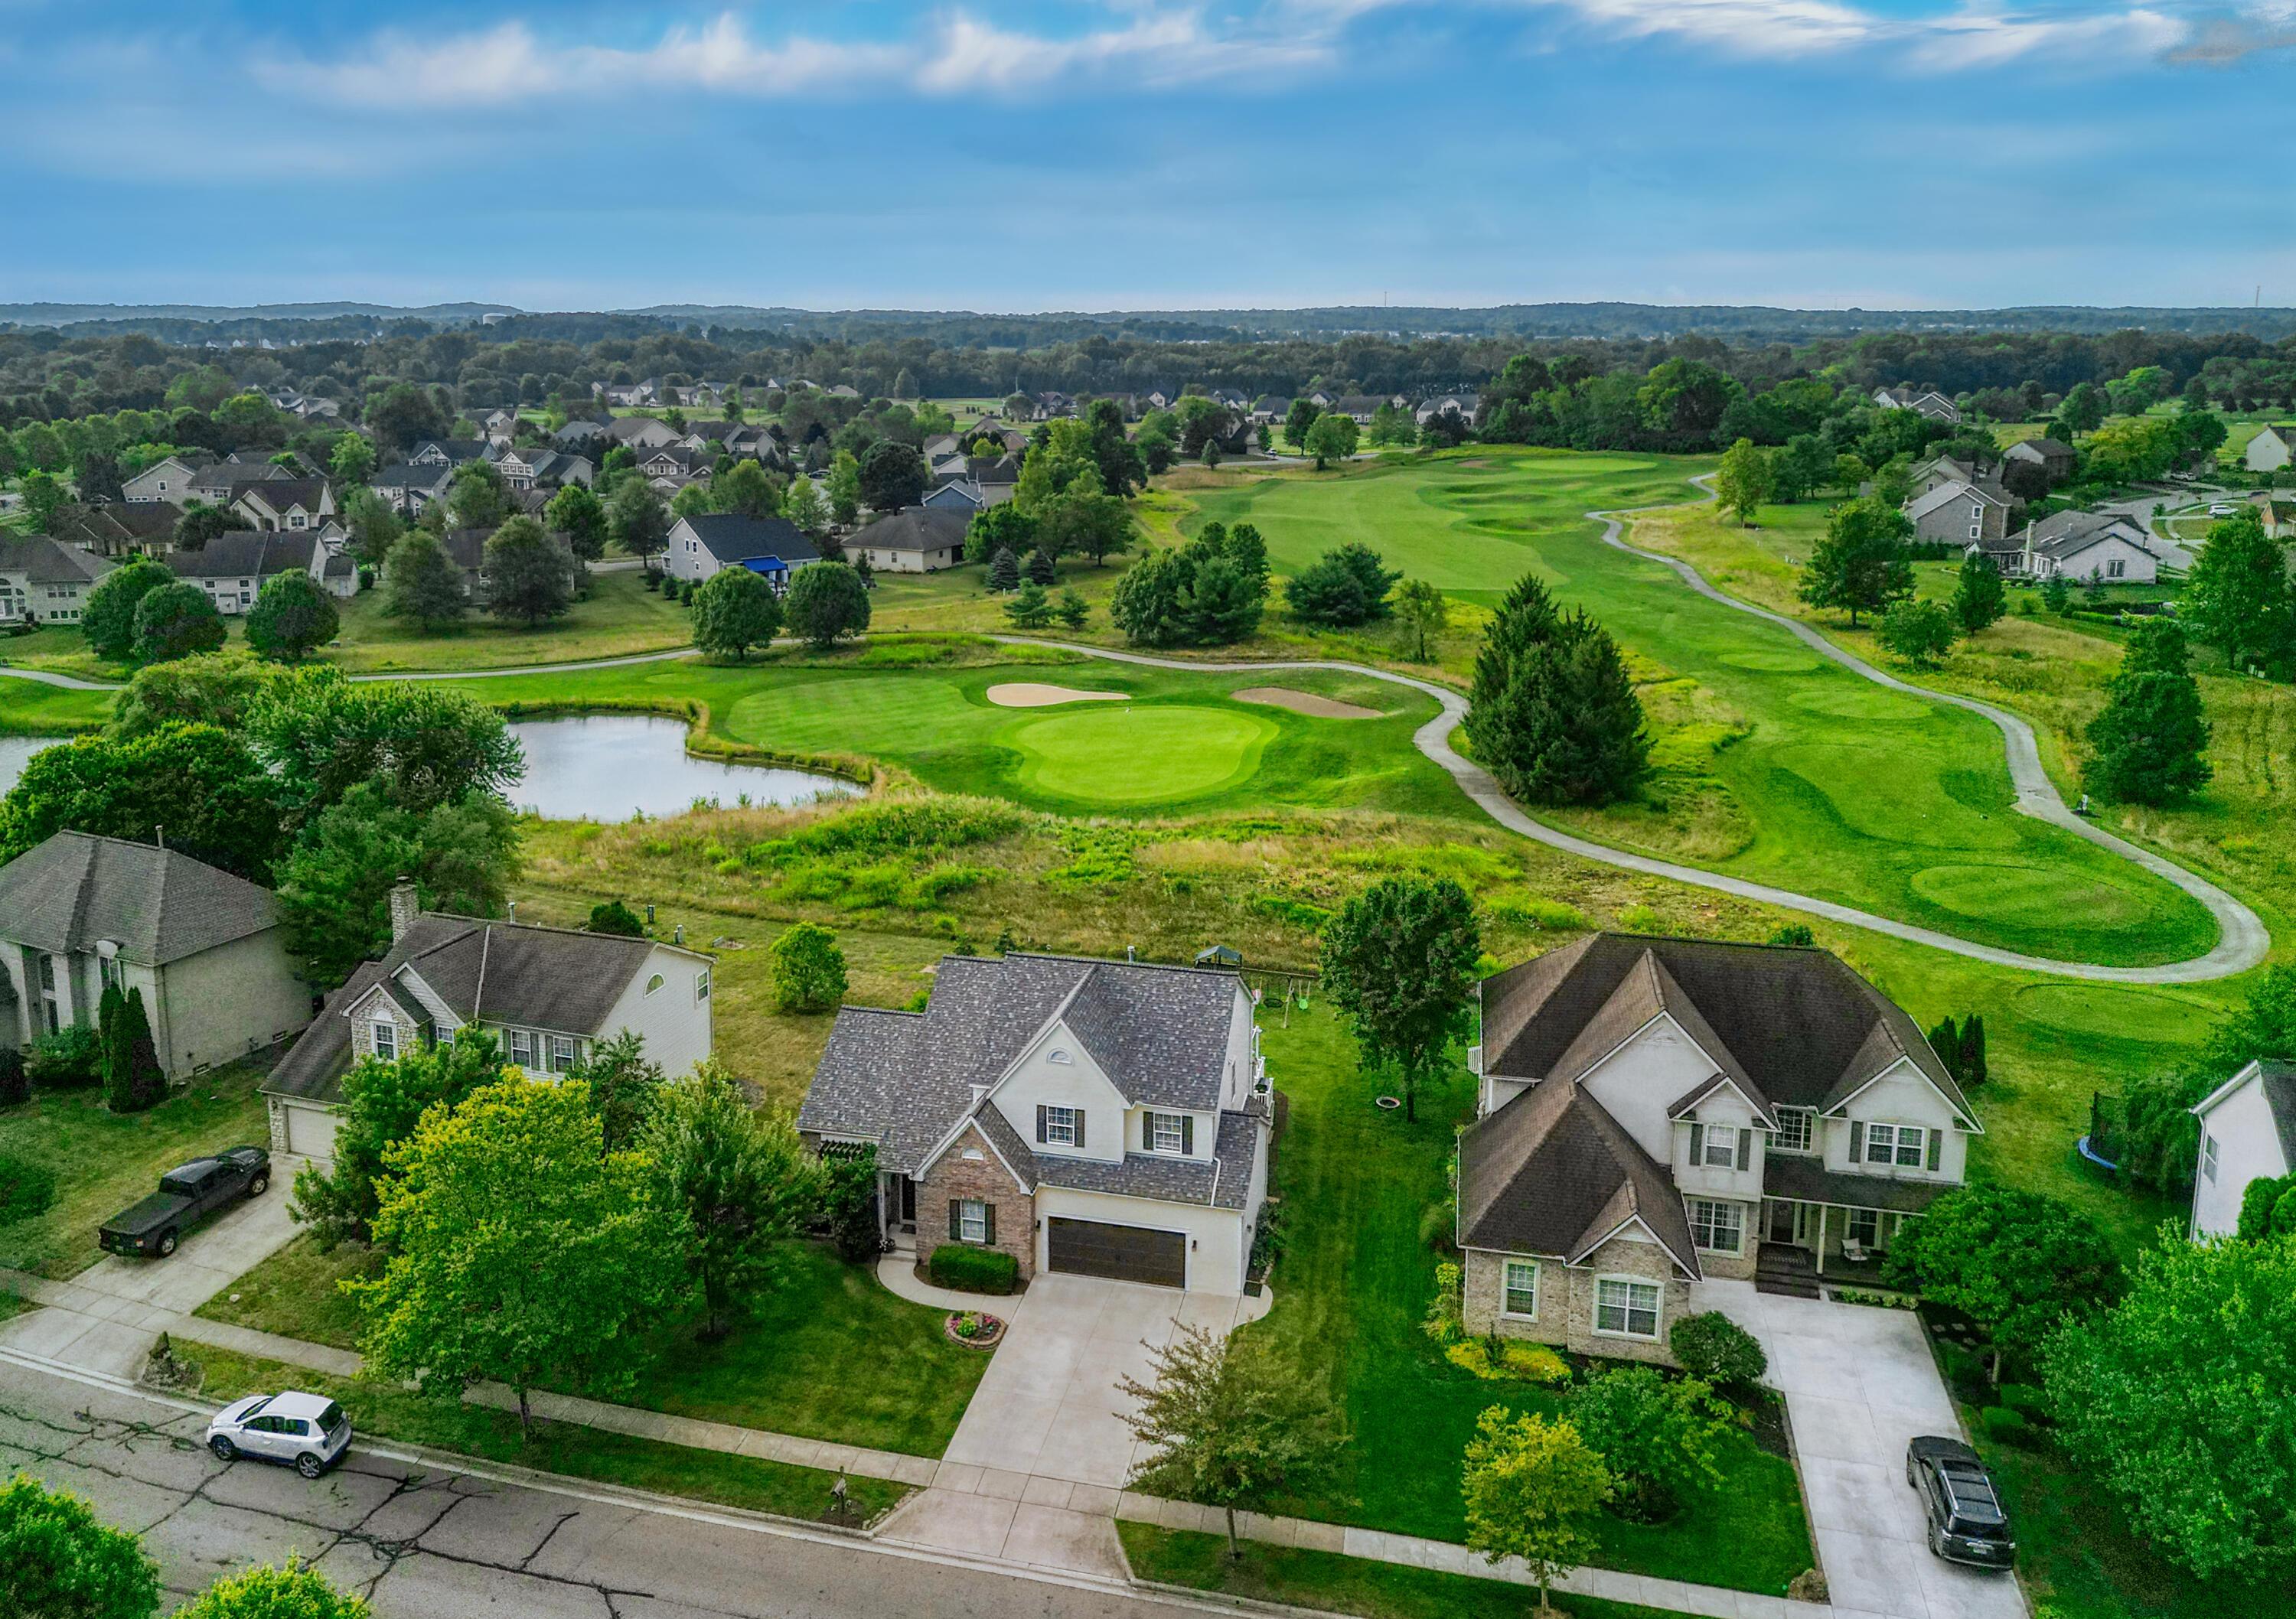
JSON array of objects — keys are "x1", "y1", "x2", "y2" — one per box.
[
  {"x1": 1877, "y1": 598, "x2": 1957, "y2": 668},
  {"x1": 381, "y1": 530, "x2": 469, "y2": 632},
  {"x1": 80, "y1": 556, "x2": 174, "y2": 661},
  {"x1": 246, "y1": 666, "x2": 522, "y2": 824},
  {"x1": 576, "y1": 1030, "x2": 667, "y2": 1155},
  {"x1": 1460, "y1": 1409, "x2": 1611, "y2": 1614},
  {"x1": 857, "y1": 439, "x2": 927, "y2": 512},
  {"x1": 1393, "y1": 578, "x2": 1449, "y2": 660},
  {"x1": 445, "y1": 458, "x2": 514, "y2": 531},
  {"x1": 290, "y1": 1027, "x2": 507, "y2": 1248},
  {"x1": 482, "y1": 516, "x2": 575, "y2": 627},
  {"x1": 132, "y1": 581, "x2": 226, "y2": 665},
  {"x1": 689, "y1": 565, "x2": 784, "y2": 660},
  {"x1": 607, "y1": 477, "x2": 671, "y2": 565},
  {"x1": 1714, "y1": 438, "x2": 1776, "y2": 525},
  {"x1": 1319, "y1": 875, "x2": 1480, "y2": 1122},
  {"x1": 0, "y1": 1472, "x2": 161, "y2": 1619},
  {"x1": 1303, "y1": 412, "x2": 1358, "y2": 469},
  {"x1": 544, "y1": 484, "x2": 608, "y2": 562},
  {"x1": 768, "y1": 921, "x2": 847, "y2": 1012},
  {"x1": 1571, "y1": 1365, "x2": 1733, "y2": 1520},
  {"x1": 1883, "y1": 1184, "x2": 2119, "y2": 1379},
  {"x1": 0, "y1": 722, "x2": 283, "y2": 880},
  {"x1": 2183, "y1": 510, "x2": 2294, "y2": 674},
  {"x1": 1952, "y1": 551, "x2": 2006, "y2": 634},
  {"x1": 1798, "y1": 497, "x2": 1915, "y2": 627},
  {"x1": 244, "y1": 568, "x2": 341, "y2": 662},
  {"x1": 782, "y1": 560, "x2": 871, "y2": 647}
]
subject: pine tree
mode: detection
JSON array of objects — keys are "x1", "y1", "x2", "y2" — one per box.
[
  {"x1": 987, "y1": 546, "x2": 1020, "y2": 592},
  {"x1": 1466, "y1": 575, "x2": 1648, "y2": 806},
  {"x1": 1958, "y1": 1015, "x2": 1987, "y2": 1089},
  {"x1": 1952, "y1": 552, "x2": 2007, "y2": 635},
  {"x1": 1026, "y1": 546, "x2": 1058, "y2": 587},
  {"x1": 98, "y1": 982, "x2": 129, "y2": 1110},
  {"x1": 1184, "y1": 556, "x2": 1264, "y2": 643},
  {"x1": 1926, "y1": 1016, "x2": 1963, "y2": 1083}
]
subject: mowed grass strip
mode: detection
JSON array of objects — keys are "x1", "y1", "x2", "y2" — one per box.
[
  {"x1": 442, "y1": 659, "x2": 1460, "y2": 820},
  {"x1": 1186, "y1": 449, "x2": 2219, "y2": 968}
]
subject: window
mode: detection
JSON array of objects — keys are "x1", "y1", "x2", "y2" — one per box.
[
  {"x1": 371, "y1": 1020, "x2": 396, "y2": 1062},
  {"x1": 1969, "y1": 523, "x2": 1982, "y2": 540},
  {"x1": 1768, "y1": 1107, "x2": 1815, "y2": 1154},
  {"x1": 550, "y1": 1035, "x2": 577, "y2": 1073},
  {"x1": 2202, "y1": 1132, "x2": 2219, "y2": 1183},
  {"x1": 957, "y1": 1199, "x2": 988, "y2": 1243},
  {"x1": 1701, "y1": 1124, "x2": 1740, "y2": 1168},
  {"x1": 99, "y1": 955, "x2": 122, "y2": 992},
  {"x1": 1594, "y1": 1278, "x2": 1662, "y2": 1340},
  {"x1": 1043, "y1": 1105, "x2": 1078, "y2": 1146},
  {"x1": 1865, "y1": 1122, "x2": 1926, "y2": 1168},
  {"x1": 1690, "y1": 1198, "x2": 1744, "y2": 1254},
  {"x1": 644, "y1": 974, "x2": 664, "y2": 997},
  {"x1": 1046, "y1": 1047, "x2": 1072, "y2": 1065},
  {"x1": 1149, "y1": 1112, "x2": 1185, "y2": 1154},
  {"x1": 1502, "y1": 1260, "x2": 1538, "y2": 1318},
  {"x1": 694, "y1": 969, "x2": 710, "y2": 1001},
  {"x1": 2106, "y1": 559, "x2": 2125, "y2": 579},
  {"x1": 507, "y1": 1029, "x2": 532, "y2": 1067},
  {"x1": 1847, "y1": 1209, "x2": 1880, "y2": 1248}
]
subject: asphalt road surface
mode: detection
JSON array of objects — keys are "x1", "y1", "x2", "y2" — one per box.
[{"x1": 0, "y1": 1357, "x2": 1228, "y2": 1619}]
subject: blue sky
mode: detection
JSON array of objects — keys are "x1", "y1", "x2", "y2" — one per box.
[{"x1": 2, "y1": 1, "x2": 2291, "y2": 311}]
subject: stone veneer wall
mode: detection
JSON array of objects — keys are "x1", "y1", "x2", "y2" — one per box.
[
  {"x1": 1462, "y1": 1236, "x2": 1690, "y2": 1368},
  {"x1": 915, "y1": 1122, "x2": 1036, "y2": 1281}
]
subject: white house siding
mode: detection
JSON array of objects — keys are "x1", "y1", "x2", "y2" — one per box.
[
  {"x1": 1580, "y1": 1015, "x2": 1718, "y2": 1165},
  {"x1": 989, "y1": 1018, "x2": 1130, "y2": 1165},
  {"x1": 2243, "y1": 427, "x2": 2292, "y2": 474},
  {"x1": 2051, "y1": 536, "x2": 2159, "y2": 585},
  {"x1": 1032, "y1": 1184, "x2": 1251, "y2": 1295},
  {"x1": 148, "y1": 932, "x2": 309, "y2": 1077},
  {"x1": 866, "y1": 546, "x2": 957, "y2": 574},
  {"x1": 279, "y1": 1100, "x2": 343, "y2": 1161},
  {"x1": 592, "y1": 944, "x2": 716, "y2": 1080},
  {"x1": 2190, "y1": 1070, "x2": 2288, "y2": 1239},
  {"x1": 1821, "y1": 1060, "x2": 1968, "y2": 1184}
]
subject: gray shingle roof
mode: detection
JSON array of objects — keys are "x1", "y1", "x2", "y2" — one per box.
[
  {"x1": 675, "y1": 513, "x2": 820, "y2": 568},
  {"x1": 852, "y1": 509, "x2": 967, "y2": 553},
  {"x1": 0, "y1": 831, "x2": 280, "y2": 966},
  {"x1": 377, "y1": 914, "x2": 667, "y2": 1035},
  {"x1": 1762, "y1": 1154, "x2": 1953, "y2": 1216},
  {"x1": 169, "y1": 532, "x2": 320, "y2": 581},
  {"x1": 0, "y1": 535, "x2": 118, "y2": 586},
  {"x1": 1482, "y1": 933, "x2": 1973, "y2": 1124},
  {"x1": 264, "y1": 963, "x2": 386, "y2": 1103}
]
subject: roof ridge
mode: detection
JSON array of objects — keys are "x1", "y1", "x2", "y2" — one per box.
[{"x1": 998, "y1": 950, "x2": 1241, "y2": 979}]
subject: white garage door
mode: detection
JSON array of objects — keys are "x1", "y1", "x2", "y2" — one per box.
[{"x1": 283, "y1": 1103, "x2": 341, "y2": 1162}]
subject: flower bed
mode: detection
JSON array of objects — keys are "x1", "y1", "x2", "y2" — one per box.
[{"x1": 944, "y1": 1311, "x2": 1006, "y2": 1350}]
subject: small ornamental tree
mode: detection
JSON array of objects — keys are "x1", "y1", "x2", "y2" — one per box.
[
  {"x1": 482, "y1": 516, "x2": 575, "y2": 627},
  {"x1": 1570, "y1": 1365, "x2": 1734, "y2": 1521},
  {"x1": 348, "y1": 1076, "x2": 685, "y2": 1438},
  {"x1": 1120, "y1": 1323, "x2": 1346, "y2": 1560},
  {"x1": 1393, "y1": 578, "x2": 1449, "y2": 660},
  {"x1": 1877, "y1": 598, "x2": 1957, "y2": 669},
  {"x1": 768, "y1": 921, "x2": 847, "y2": 1012},
  {"x1": 1798, "y1": 496, "x2": 1914, "y2": 627},
  {"x1": 689, "y1": 565, "x2": 783, "y2": 661},
  {"x1": 131, "y1": 580, "x2": 227, "y2": 665},
  {"x1": 178, "y1": 1560, "x2": 371, "y2": 1619},
  {"x1": 381, "y1": 530, "x2": 469, "y2": 631},
  {"x1": 2043, "y1": 1232, "x2": 2296, "y2": 1580},
  {"x1": 1319, "y1": 875, "x2": 1481, "y2": 1122},
  {"x1": 0, "y1": 1472, "x2": 162, "y2": 1619},
  {"x1": 244, "y1": 568, "x2": 341, "y2": 663},
  {"x1": 80, "y1": 556, "x2": 174, "y2": 661},
  {"x1": 1466, "y1": 572, "x2": 1649, "y2": 806},
  {"x1": 782, "y1": 560, "x2": 871, "y2": 648},
  {"x1": 1882, "y1": 1184, "x2": 2120, "y2": 1380},
  {"x1": 1460, "y1": 1408, "x2": 1611, "y2": 1614},
  {"x1": 642, "y1": 1064, "x2": 822, "y2": 1339},
  {"x1": 2086, "y1": 617, "x2": 2213, "y2": 805}
]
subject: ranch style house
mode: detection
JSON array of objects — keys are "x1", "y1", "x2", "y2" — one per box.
[
  {"x1": 797, "y1": 952, "x2": 1272, "y2": 1295},
  {"x1": 1457, "y1": 933, "x2": 1980, "y2": 1365},
  {"x1": 262, "y1": 883, "x2": 713, "y2": 1163}
]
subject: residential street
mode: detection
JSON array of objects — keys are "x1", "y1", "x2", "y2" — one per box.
[{"x1": 0, "y1": 1357, "x2": 1228, "y2": 1619}]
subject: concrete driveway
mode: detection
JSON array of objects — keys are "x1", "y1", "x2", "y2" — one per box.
[
  {"x1": 1694, "y1": 1279, "x2": 2026, "y2": 1619},
  {"x1": 941, "y1": 1273, "x2": 1268, "y2": 1490}
]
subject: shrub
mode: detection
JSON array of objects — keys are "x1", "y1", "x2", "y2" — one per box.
[
  {"x1": 0, "y1": 1152, "x2": 57, "y2": 1226},
  {"x1": 928, "y1": 1245, "x2": 1019, "y2": 1295},
  {"x1": 1975, "y1": 1406, "x2": 2031, "y2": 1445},
  {"x1": 1995, "y1": 1383, "x2": 2048, "y2": 1421},
  {"x1": 820, "y1": 1148, "x2": 884, "y2": 1263},
  {"x1": 1443, "y1": 1336, "x2": 1573, "y2": 1386},
  {"x1": 1670, "y1": 1311, "x2": 1767, "y2": 1389},
  {"x1": 27, "y1": 1024, "x2": 102, "y2": 1089},
  {"x1": 0, "y1": 1047, "x2": 26, "y2": 1107},
  {"x1": 1423, "y1": 1259, "x2": 1464, "y2": 1343}
]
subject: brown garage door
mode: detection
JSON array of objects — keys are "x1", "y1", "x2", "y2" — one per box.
[{"x1": 1047, "y1": 1217, "x2": 1186, "y2": 1288}]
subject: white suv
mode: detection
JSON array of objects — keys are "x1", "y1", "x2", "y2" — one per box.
[{"x1": 205, "y1": 1391, "x2": 353, "y2": 1478}]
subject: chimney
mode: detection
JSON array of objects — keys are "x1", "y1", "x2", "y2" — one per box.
[{"x1": 388, "y1": 878, "x2": 420, "y2": 943}]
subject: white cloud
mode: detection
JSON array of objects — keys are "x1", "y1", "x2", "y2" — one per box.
[{"x1": 1518, "y1": 1, "x2": 2206, "y2": 67}]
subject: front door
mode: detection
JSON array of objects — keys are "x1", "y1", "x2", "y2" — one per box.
[
  {"x1": 899, "y1": 1175, "x2": 917, "y2": 1227},
  {"x1": 1768, "y1": 1200, "x2": 1799, "y2": 1245}
]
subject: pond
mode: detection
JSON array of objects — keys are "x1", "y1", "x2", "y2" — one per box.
[
  {"x1": 0, "y1": 734, "x2": 57, "y2": 796},
  {"x1": 508, "y1": 715, "x2": 859, "y2": 821}
]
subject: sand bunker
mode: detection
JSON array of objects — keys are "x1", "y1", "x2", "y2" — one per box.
[
  {"x1": 1232, "y1": 686, "x2": 1381, "y2": 720},
  {"x1": 986, "y1": 682, "x2": 1132, "y2": 709}
]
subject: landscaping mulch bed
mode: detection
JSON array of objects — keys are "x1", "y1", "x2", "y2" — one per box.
[{"x1": 944, "y1": 1311, "x2": 1006, "y2": 1350}]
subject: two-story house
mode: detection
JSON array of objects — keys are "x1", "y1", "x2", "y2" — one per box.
[
  {"x1": 488, "y1": 444, "x2": 594, "y2": 493},
  {"x1": 121, "y1": 454, "x2": 214, "y2": 507},
  {"x1": 1902, "y1": 478, "x2": 2014, "y2": 548},
  {"x1": 664, "y1": 513, "x2": 819, "y2": 591},
  {"x1": 231, "y1": 477, "x2": 336, "y2": 533},
  {"x1": 0, "y1": 831, "x2": 309, "y2": 1079},
  {"x1": 1456, "y1": 934, "x2": 1979, "y2": 1363},
  {"x1": 170, "y1": 531, "x2": 347, "y2": 615},
  {"x1": 797, "y1": 953, "x2": 1273, "y2": 1294},
  {"x1": 261, "y1": 883, "x2": 715, "y2": 1164},
  {"x1": 1874, "y1": 386, "x2": 1964, "y2": 424}
]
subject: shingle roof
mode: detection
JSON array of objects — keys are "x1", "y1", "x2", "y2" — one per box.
[
  {"x1": 371, "y1": 913, "x2": 672, "y2": 1035},
  {"x1": 412, "y1": 439, "x2": 488, "y2": 464},
  {"x1": 264, "y1": 963, "x2": 386, "y2": 1103},
  {"x1": 1458, "y1": 1075, "x2": 1701, "y2": 1277},
  {"x1": 235, "y1": 477, "x2": 330, "y2": 514},
  {"x1": 169, "y1": 532, "x2": 320, "y2": 581},
  {"x1": 1904, "y1": 479, "x2": 2008, "y2": 522},
  {"x1": 0, "y1": 831, "x2": 279, "y2": 966},
  {"x1": 676, "y1": 513, "x2": 819, "y2": 568},
  {"x1": 2263, "y1": 1060, "x2": 2296, "y2": 1168},
  {"x1": 1762, "y1": 1154, "x2": 1953, "y2": 1216},
  {"x1": 853, "y1": 509, "x2": 967, "y2": 553},
  {"x1": 0, "y1": 534, "x2": 119, "y2": 586},
  {"x1": 45, "y1": 503, "x2": 175, "y2": 550},
  {"x1": 373, "y1": 462, "x2": 454, "y2": 492},
  {"x1": 2006, "y1": 438, "x2": 2073, "y2": 460},
  {"x1": 1481, "y1": 933, "x2": 1973, "y2": 1124}
]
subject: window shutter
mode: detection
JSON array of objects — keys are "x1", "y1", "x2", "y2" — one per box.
[
  {"x1": 983, "y1": 1203, "x2": 996, "y2": 1246},
  {"x1": 1182, "y1": 1116, "x2": 1195, "y2": 1155},
  {"x1": 1688, "y1": 1123, "x2": 1704, "y2": 1164},
  {"x1": 1075, "y1": 1110, "x2": 1086, "y2": 1150},
  {"x1": 948, "y1": 1200, "x2": 962, "y2": 1243},
  {"x1": 1737, "y1": 1129, "x2": 1752, "y2": 1171},
  {"x1": 1926, "y1": 1130, "x2": 1942, "y2": 1171},
  {"x1": 1849, "y1": 1122, "x2": 1864, "y2": 1161},
  {"x1": 1036, "y1": 1105, "x2": 1048, "y2": 1144}
]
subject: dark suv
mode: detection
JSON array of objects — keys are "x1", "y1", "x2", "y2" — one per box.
[{"x1": 1906, "y1": 1436, "x2": 2016, "y2": 1569}]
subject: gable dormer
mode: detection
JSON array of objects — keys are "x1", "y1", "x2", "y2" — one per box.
[{"x1": 987, "y1": 1015, "x2": 1128, "y2": 1164}]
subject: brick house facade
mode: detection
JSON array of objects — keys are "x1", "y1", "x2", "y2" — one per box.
[{"x1": 917, "y1": 1121, "x2": 1037, "y2": 1281}]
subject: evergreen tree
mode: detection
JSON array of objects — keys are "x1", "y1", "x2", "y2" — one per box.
[
  {"x1": 1002, "y1": 580, "x2": 1054, "y2": 629},
  {"x1": 1225, "y1": 523, "x2": 1269, "y2": 593},
  {"x1": 2086, "y1": 618, "x2": 2213, "y2": 804},
  {"x1": 1958, "y1": 1015, "x2": 1987, "y2": 1089},
  {"x1": 1184, "y1": 556, "x2": 1263, "y2": 643},
  {"x1": 1798, "y1": 497, "x2": 1914, "y2": 626},
  {"x1": 987, "y1": 545, "x2": 1020, "y2": 592},
  {"x1": 1025, "y1": 546, "x2": 1058, "y2": 587},
  {"x1": 1108, "y1": 549, "x2": 1189, "y2": 645},
  {"x1": 98, "y1": 981, "x2": 128, "y2": 1109},
  {"x1": 1952, "y1": 551, "x2": 2007, "y2": 634},
  {"x1": 1926, "y1": 1015, "x2": 1963, "y2": 1083},
  {"x1": 1054, "y1": 588, "x2": 1091, "y2": 630},
  {"x1": 1466, "y1": 575, "x2": 1649, "y2": 806}
]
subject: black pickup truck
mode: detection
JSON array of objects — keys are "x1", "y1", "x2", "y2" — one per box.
[{"x1": 98, "y1": 1148, "x2": 270, "y2": 1258}]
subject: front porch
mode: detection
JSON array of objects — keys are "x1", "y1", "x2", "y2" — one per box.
[{"x1": 1753, "y1": 1190, "x2": 1923, "y2": 1299}]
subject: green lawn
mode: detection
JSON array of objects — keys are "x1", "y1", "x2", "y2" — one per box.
[
  {"x1": 1120, "y1": 1524, "x2": 1689, "y2": 1619},
  {"x1": 192, "y1": 1344, "x2": 909, "y2": 1526},
  {"x1": 196, "y1": 1237, "x2": 989, "y2": 1458},
  {"x1": 0, "y1": 1063, "x2": 272, "y2": 1279},
  {"x1": 1182, "y1": 451, "x2": 2219, "y2": 969},
  {"x1": 448, "y1": 658, "x2": 1462, "y2": 821},
  {"x1": 1244, "y1": 1007, "x2": 1815, "y2": 1595}
]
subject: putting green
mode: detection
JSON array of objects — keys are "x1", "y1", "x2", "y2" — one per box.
[
  {"x1": 1719, "y1": 650, "x2": 1821, "y2": 673},
  {"x1": 1911, "y1": 863, "x2": 2154, "y2": 932},
  {"x1": 1787, "y1": 688, "x2": 1934, "y2": 722},
  {"x1": 1009, "y1": 705, "x2": 1275, "y2": 804},
  {"x1": 2013, "y1": 982, "x2": 2222, "y2": 1046}
]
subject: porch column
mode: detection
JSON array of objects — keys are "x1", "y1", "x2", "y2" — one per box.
[{"x1": 1815, "y1": 1204, "x2": 1828, "y2": 1276}]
